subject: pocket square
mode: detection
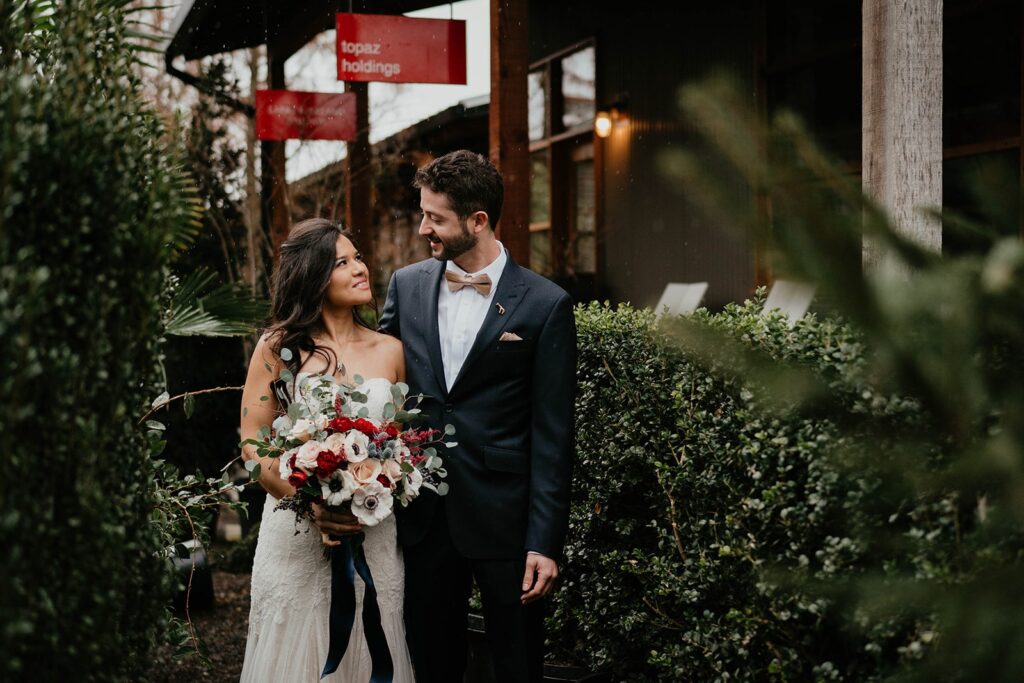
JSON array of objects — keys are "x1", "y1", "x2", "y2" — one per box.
[{"x1": 499, "y1": 331, "x2": 523, "y2": 342}]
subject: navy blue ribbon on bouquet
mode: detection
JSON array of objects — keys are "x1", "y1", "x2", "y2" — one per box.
[{"x1": 321, "y1": 535, "x2": 394, "y2": 682}]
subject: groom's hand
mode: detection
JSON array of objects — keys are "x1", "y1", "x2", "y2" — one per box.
[
  {"x1": 312, "y1": 504, "x2": 362, "y2": 546},
  {"x1": 521, "y1": 552, "x2": 559, "y2": 605}
]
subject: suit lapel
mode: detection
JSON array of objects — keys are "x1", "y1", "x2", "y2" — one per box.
[
  {"x1": 420, "y1": 260, "x2": 448, "y2": 397},
  {"x1": 450, "y1": 256, "x2": 529, "y2": 393}
]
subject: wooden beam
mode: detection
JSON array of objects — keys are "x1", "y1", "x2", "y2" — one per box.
[
  {"x1": 489, "y1": 0, "x2": 530, "y2": 266},
  {"x1": 263, "y1": 47, "x2": 291, "y2": 259},
  {"x1": 753, "y1": 0, "x2": 771, "y2": 289},
  {"x1": 862, "y1": 0, "x2": 943, "y2": 270},
  {"x1": 344, "y1": 81, "x2": 375, "y2": 282}
]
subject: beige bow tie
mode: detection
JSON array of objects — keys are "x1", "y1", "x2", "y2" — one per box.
[{"x1": 445, "y1": 270, "x2": 492, "y2": 296}]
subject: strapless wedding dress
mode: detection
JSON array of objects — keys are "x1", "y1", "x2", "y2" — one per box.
[{"x1": 241, "y1": 377, "x2": 415, "y2": 682}]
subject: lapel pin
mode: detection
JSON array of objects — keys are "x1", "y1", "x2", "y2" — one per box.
[{"x1": 496, "y1": 302, "x2": 506, "y2": 316}]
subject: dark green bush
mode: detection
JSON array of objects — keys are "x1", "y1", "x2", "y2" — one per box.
[
  {"x1": 0, "y1": 4, "x2": 196, "y2": 679},
  {"x1": 550, "y1": 298, "x2": 951, "y2": 681}
]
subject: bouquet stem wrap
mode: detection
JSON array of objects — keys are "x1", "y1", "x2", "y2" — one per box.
[{"x1": 321, "y1": 534, "x2": 394, "y2": 682}]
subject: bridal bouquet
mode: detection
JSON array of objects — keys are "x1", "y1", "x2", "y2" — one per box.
[{"x1": 241, "y1": 367, "x2": 452, "y2": 527}]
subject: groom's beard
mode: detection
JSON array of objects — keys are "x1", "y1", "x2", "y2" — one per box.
[{"x1": 429, "y1": 223, "x2": 477, "y2": 262}]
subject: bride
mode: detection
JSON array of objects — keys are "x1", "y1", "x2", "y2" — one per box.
[{"x1": 239, "y1": 218, "x2": 414, "y2": 682}]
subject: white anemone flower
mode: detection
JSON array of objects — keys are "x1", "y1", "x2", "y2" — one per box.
[
  {"x1": 320, "y1": 469, "x2": 357, "y2": 506},
  {"x1": 343, "y1": 430, "x2": 371, "y2": 463},
  {"x1": 278, "y1": 447, "x2": 299, "y2": 478},
  {"x1": 403, "y1": 467, "x2": 424, "y2": 498},
  {"x1": 351, "y1": 481, "x2": 394, "y2": 526}
]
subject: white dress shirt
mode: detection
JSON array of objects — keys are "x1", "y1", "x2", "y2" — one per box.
[{"x1": 437, "y1": 244, "x2": 508, "y2": 391}]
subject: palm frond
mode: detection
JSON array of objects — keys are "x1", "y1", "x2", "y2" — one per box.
[{"x1": 165, "y1": 268, "x2": 267, "y2": 337}]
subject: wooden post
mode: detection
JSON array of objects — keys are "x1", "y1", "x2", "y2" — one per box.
[
  {"x1": 862, "y1": 0, "x2": 943, "y2": 270},
  {"x1": 489, "y1": 0, "x2": 530, "y2": 266},
  {"x1": 262, "y1": 46, "x2": 291, "y2": 258},
  {"x1": 344, "y1": 81, "x2": 374, "y2": 279}
]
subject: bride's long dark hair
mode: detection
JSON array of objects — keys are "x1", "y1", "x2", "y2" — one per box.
[{"x1": 264, "y1": 218, "x2": 376, "y2": 375}]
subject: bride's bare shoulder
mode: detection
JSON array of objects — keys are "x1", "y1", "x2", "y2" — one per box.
[
  {"x1": 369, "y1": 329, "x2": 402, "y2": 354},
  {"x1": 365, "y1": 330, "x2": 404, "y2": 380}
]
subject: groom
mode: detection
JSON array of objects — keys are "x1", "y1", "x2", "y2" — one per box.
[{"x1": 379, "y1": 150, "x2": 576, "y2": 682}]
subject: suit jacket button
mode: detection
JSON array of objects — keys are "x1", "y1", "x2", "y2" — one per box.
[{"x1": 445, "y1": 403, "x2": 454, "y2": 413}]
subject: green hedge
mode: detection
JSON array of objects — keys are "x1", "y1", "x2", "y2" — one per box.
[
  {"x1": 550, "y1": 298, "x2": 951, "y2": 681},
  {"x1": 0, "y1": 5, "x2": 195, "y2": 679}
]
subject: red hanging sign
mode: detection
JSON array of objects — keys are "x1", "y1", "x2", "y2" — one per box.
[
  {"x1": 336, "y1": 13, "x2": 467, "y2": 85},
  {"x1": 255, "y1": 90, "x2": 356, "y2": 141}
]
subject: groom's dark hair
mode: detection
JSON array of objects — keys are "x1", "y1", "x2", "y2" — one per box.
[{"x1": 413, "y1": 150, "x2": 504, "y2": 229}]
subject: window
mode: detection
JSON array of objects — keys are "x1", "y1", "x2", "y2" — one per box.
[{"x1": 528, "y1": 41, "x2": 598, "y2": 288}]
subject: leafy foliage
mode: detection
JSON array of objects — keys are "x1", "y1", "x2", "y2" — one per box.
[
  {"x1": 0, "y1": 2, "x2": 206, "y2": 678},
  {"x1": 164, "y1": 268, "x2": 265, "y2": 338},
  {"x1": 551, "y1": 77, "x2": 1024, "y2": 682},
  {"x1": 549, "y1": 300, "x2": 959, "y2": 681},
  {"x1": 666, "y1": 77, "x2": 1024, "y2": 682}
]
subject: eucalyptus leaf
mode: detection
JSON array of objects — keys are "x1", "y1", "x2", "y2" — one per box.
[
  {"x1": 145, "y1": 420, "x2": 165, "y2": 431},
  {"x1": 280, "y1": 347, "x2": 293, "y2": 361},
  {"x1": 151, "y1": 391, "x2": 170, "y2": 409},
  {"x1": 183, "y1": 393, "x2": 195, "y2": 419},
  {"x1": 436, "y1": 482, "x2": 450, "y2": 496},
  {"x1": 444, "y1": 424, "x2": 456, "y2": 436}
]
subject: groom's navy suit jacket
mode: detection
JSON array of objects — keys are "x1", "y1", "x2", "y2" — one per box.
[{"x1": 378, "y1": 253, "x2": 575, "y2": 561}]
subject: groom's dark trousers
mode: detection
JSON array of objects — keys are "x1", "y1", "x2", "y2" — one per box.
[{"x1": 379, "y1": 255, "x2": 576, "y2": 683}]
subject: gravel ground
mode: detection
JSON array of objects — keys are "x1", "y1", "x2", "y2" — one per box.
[{"x1": 149, "y1": 570, "x2": 251, "y2": 683}]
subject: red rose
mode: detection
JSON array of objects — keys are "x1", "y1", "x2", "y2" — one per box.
[
  {"x1": 328, "y1": 417, "x2": 354, "y2": 434},
  {"x1": 376, "y1": 474, "x2": 392, "y2": 488},
  {"x1": 383, "y1": 423, "x2": 400, "y2": 438},
  {"x1": 315, "y1": 450, "x2": 344, "y2": 479},
  {"x1": 354, "y1": 418, "x2": 378, "y2": 436},
  {"x1": 288, "y1": 470, "x2": 309, "y2": 488}
]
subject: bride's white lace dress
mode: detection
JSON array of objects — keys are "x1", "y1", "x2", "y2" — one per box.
[{"x1": 241, "y1": 376, "x2": 415, "y2": 682}]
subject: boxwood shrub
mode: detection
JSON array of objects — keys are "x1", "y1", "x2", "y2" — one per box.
[
  {"x1": 549, "y1": 298, "x2": 949, "y2": 681},
  {"x1": 0, "y1": 5, "x2": 195, "y2": 680}
]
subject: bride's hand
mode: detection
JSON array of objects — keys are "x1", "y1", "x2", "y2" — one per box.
[{"x1": 312, "y1": 503, "x2": 362, "y2": 546}]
